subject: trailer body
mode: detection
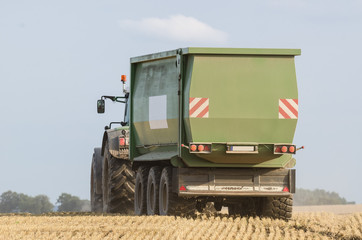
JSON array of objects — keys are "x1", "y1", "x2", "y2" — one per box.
[{"x1": 128, "y1": 48, "x2": 299, "y2": 196}]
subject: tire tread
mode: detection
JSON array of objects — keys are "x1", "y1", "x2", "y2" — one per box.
[{"x1": 103, "y1": 142, "x2": 134, "y2": 214}]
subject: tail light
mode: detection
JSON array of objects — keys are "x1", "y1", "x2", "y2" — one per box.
[
  {"x1": 289, "y1": 146, "x2": 295, "y2": 153},
  {"x1": 274, "y1": 144, "x2": 296, "y2": 154},
  {"x1": 119, "y1": 137, "x2": 126, "y2": 146},
  {"x1": 188, "y1": 143, "x2": 211, "y2": 153}
]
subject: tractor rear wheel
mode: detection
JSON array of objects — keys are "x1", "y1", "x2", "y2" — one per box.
[{"x1": 102, "y1": 142, "x2": 134, "y2": 213}]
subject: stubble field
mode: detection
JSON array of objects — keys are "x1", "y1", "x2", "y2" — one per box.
[{"x1": 0, "y1": 211, "x2": 361, "y2": 240}]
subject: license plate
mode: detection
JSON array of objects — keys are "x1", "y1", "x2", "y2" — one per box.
[{"x1": 230, "y1": 146, "x2": 255, "y2": 152}]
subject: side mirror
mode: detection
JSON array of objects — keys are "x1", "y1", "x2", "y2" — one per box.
[{"x1": 97, "y1": 99, "x2": 105, "y2": 113}]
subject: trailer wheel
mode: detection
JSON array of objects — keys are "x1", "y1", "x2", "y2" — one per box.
[
  {"x1": 102, "y1": 142, "x2": 135, "y2": 213},
  {"x1": 159, "y1": 167, "x2": 195, "y2": 216},
  {"x1": 90, "y1": 152, "x2": 102, "y2": 212},
  {"x1": 147, "y1": 166, "x2": 161, "y2": 215},
  {"x1": 134, "y1": 166, "x2": 149, "y2": 215},
  {"x1": 262, "y1": 196, "x2": 293, "y2": 220}
]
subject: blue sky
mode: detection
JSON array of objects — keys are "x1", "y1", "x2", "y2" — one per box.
[{"x1": 1, "y1": 0, "x2": 362, "y2": 204}]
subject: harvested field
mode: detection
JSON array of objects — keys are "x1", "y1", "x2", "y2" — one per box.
[
  {"x1": 0, "y1": 212, "x2": 361, "y2": 240},
  {"x1": 294, "y1": 204, "x2": 362, "y2": 215}
]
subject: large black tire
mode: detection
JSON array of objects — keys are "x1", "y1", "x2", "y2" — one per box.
[
  {"x1": 261, "y1": 196, "x2": 293, "y2": 220},
  {"x1": 91, "y1": 163, "x2": 103, "y2": 212},
  {"x1": 147, "y1": 166, "x2": 161, "y2": 215},
  {"x1": 134, "y1": 166, "x2": 149, "y2": 215},
  {"x1": 102, "y1": 142, "x2": 135, "y2": 213},
  {"x1": 159, "y1": 167, "x2": 195, "y2": 216}
]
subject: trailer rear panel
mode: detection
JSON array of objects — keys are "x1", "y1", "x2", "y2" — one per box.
[{"x1": 130, "y1": 48, "x2": 300, "y2": 168}]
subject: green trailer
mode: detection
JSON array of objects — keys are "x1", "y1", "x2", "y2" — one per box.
[{"x1": 91, "y1": 47, "x2": 301, "y2": 219}]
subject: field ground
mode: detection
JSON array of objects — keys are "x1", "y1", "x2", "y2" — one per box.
[
  {"x1": 0, "y1": 211, "x2": 361, "y2": 240},
  {"x1": 216, "y1": 204, "x2": 362, "y2": 215},
  {"x1": 293, "y1": 204, "x2": 362, "y2": 215}
]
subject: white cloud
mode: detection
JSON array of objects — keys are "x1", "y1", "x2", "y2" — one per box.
[{"x1": 119, "y1": 15, "x2": 228, "y2": 44}]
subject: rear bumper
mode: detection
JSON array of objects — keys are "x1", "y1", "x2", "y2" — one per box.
[{"x1": 174, "y1": 168, "x2": 295, "y2": 197}]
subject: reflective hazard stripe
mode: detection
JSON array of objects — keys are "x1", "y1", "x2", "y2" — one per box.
[
  {"x1": 279, "y1": 99, "x2": 298, "y2": 119},
  {"x1": 189, "y1": 97, "x2": 209, "y2": 118}
]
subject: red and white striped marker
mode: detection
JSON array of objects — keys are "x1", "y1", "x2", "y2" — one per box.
[
  {"x1": 279, "y1": 99, "x2": 298, "y2": 119},
  {"x1": 189, "y1": 97, "x2": 209, "y2": 118}
]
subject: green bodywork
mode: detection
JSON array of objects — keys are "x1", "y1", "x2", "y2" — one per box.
[
  {"x1": 129, "y1": 48, "x2": 300, "y2": 168},
  {"x1": 103, "y1": 126, "x2": 130, "y2": 158}
]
